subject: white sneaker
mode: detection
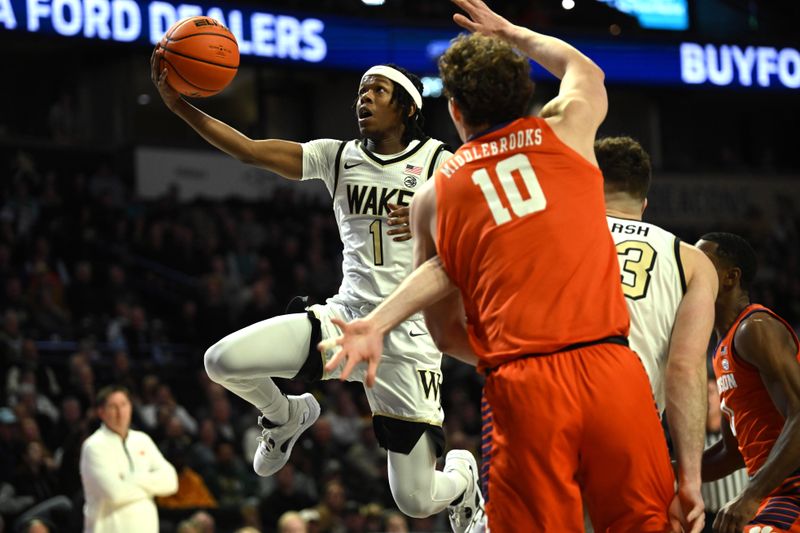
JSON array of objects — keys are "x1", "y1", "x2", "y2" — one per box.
[
  {"x1": 444, "y1": 450, "x2": 486, "y2": 533},
  {"x1": 253, "y1": 393, "x2": 320, "y2": 477}
]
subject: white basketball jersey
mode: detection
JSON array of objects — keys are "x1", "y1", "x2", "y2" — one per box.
[
  {"x1": 607, "y1": 216, "x2": 686, "y2": 412},
  {"x1": 302, "y1": 137, "x2": 450, "y2": 310}
]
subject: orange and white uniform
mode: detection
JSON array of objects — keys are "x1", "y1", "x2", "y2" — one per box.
[
  {"x1": 435, "y1": 117, "x2": 675, "y2": 532},
  {"x1": 713, "y1": 304, "x2": 800, "y2": 532}
]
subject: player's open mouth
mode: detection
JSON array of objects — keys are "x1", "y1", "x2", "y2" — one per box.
[{"x1": 358, "y1": 107, "x2": 373, "y2": 121}]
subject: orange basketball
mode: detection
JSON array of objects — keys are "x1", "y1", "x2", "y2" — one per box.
[{"x1": 159, "y1": 16, "x2": 239, "y2": 98}]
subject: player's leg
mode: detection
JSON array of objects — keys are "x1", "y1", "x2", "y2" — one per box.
[
  {"x1": 483, "y1": 356, "x2": 585, "y2": 531},
  {"x1": 204, "y1": 313, "x2": 312, "y2": 414},
  {"x1": 203, "y1": 311, "x2": 322, "y2": 476},
  {"x1": 363, "y1": 322, "x2": 483, "y2": 530},
  {"x1": 386, "y1": 433, "x2": 469, "y2": 518},
  {"x1": 579, "y1": 343, "x2": 675, "y2": 532}
]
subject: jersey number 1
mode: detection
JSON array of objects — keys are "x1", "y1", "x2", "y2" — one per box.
[
  {"x1": 472, "y1": 154, "x2": 547, "y2": 225},
  {"x1": 369, "y1": 219, "x2": 384, "y2": 266}
]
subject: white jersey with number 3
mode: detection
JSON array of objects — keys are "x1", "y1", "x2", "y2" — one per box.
[
  {"x1": 302, "y1": 138, "x2": 450, "y2": 310},
  {"x1": 607, "y1": 215, "x2": 686, "y2": 412}
]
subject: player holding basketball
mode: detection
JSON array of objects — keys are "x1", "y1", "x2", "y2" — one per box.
[
  {"x1": 324, "y1": 0, "x2": 678, "y2": 530},
  {"x1": 599, "y1": 136, "x2": 717, "y2": 533},
  {"x1": 150, "y1": 50, "x2": 484, "y2": 531},
  {"x1": 697, "y1": 233, "x2": 800, "y2": 533}
]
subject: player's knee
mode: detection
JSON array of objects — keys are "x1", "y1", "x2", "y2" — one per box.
[
  {"x1": 392, "y1": 489, "x2": 434, "y2": 519},
  {"x1": 204, "y1": 341, "x2": 234, "y2": 383}
]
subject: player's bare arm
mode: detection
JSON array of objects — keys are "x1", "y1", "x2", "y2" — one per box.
[
  {"x1": 423, "y1": 292, "x2": 477, "y2": 367},
  {"x1": 411, "y1": 179, "x2": 478, "y2": 366},
  {"x1": 665, "y1": 243, "x2": 717, "y2": 533},
  {"x1": 702, "y1": 415, "x2": 745, "y2": 483},
  {"x1": 150, "y1": 46, "x2": 303, "y2": 179},
  {"x1": 451, "y1": 0, "x2": 606, "y2": 163},
  {"x1": 732, "y1": 314, "x2": 800, "y2": 497},
  {"x1": 321, "y1": 254, "x2": 457, "y2": 387}
]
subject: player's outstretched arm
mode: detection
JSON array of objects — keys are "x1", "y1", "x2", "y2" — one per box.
[
  {"x1": 150, "y1": 47, "x2": 303, "y2": 179},
  {"x1": 424, "y1": 291, "x2": 477, "y2": 367},
  {"x1": 451, "y1": 0, "x2": 606, "y2": 159},
  {"x1": 321, "y1": 255, "x2": 457, "y2": 387},
  {"x1": 665, "y1": 243, "x2": 717, "y2": 533},
  {"x1": 409, "y1": 178, "x2": 478, "y2": 365},
  {"x1": 713, "y1": 314, "x2": 800, "y2": 533}
]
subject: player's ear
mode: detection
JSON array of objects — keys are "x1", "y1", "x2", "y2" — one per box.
[
  {"x1": 448, "y1": 98, "x2": 462, "y2": 123},
  {"x1": 408, "y1": 103, "x2": 417, "y2": 118},
  {"x1": 724, "y1": 266, "x2": 742, "y2": 290},
  {"x1": 641, "y1": 198, "x2": 648, "y2": 216}
]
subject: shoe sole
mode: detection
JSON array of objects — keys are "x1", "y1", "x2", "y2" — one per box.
[{"x1": 254, "y1": 393, "x2": 321, "y2": 477}]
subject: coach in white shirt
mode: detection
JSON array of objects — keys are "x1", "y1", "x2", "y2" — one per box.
[{"x1": 80, "y1": 385, "x2": 178, "y2": 533}]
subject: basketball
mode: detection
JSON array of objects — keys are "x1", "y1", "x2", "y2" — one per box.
[{"x1": 159, "y1": 16, "x2": 240, "y2": 98}]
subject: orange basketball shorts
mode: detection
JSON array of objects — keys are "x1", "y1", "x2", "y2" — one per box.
[
  {"x1": 482, "y1": 342, "x2": 675, "y2": 532},
  {"x1": 744, "y1": 475, "x2": 800, "y2": 532}
]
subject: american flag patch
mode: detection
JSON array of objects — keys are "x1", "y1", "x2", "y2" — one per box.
[{"x1": 404, "y1": 164, "x2": 422, "y2": 176}]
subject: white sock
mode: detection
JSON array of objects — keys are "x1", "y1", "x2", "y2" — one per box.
[{"x1": 258, "y1": 391, "x2": 290, "y2": 426}]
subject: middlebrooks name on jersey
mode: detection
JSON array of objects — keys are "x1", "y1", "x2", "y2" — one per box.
[{"x1": 346, "y1": 184, "x2": 414, "y2": 216}]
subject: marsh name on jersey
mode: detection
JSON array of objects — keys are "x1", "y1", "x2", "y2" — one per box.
[
  {"x1": 610, "y1": 221, "x2": 651, "y2": 238},
  {"x1": 439, "y1": 127, "x2": 543, "y2": 177},
  {"x1": 346, "y1": 184, "x2": 414, "y2": 216}
]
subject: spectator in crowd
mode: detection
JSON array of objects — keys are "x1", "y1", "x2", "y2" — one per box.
[
  {"x1": 12, "y1": 383, "x2": 59, "y2": 450},
  {"x1": 0, "y1": 480, "x2": 35, "y2": 525},
  {"x1": 105, "y1": 350, "x2": 138, "y2": 396},
  {"x1": 259, "y1": 463, "x2": 315, "y2": 531},
  {"x1": 148, "y1": 383, "x2": 198, "y2": 437},
  {"x1": 0, "y1": 310, "x2": 24, "y2": 374},
  {"x1": 156, "y1": 440, "x2": 217, "y2": 511},
  {"x1": 2, "y1": 277, "x2": 32, "y2": 332},
  {"x1": 174, "y1": 510, "x2": 215, "y2": 533},
  {"x1": 208, "y1": 394, "x2": 236, "y2": 443},
  {"x1": 315, "y1": 480, "x2": 347, "y2": 533},
  {"x1": 0, "y1": 406, "x2": 23, "y2": 483},
  {"x1": 12, "y1": 441, "x2": 60, "y2": 505},
  {"x1": 6, "y1": 339, "x2": 60, "y2": 402},
  {"x1": 343, "y1": 420, "x2": 388, "y2": 505},
  {"x1": 79, "y1": 385, "x2": 178, "y2": 532},
  {"x1": 53, "y1": 395, "x2": 89, "y2": 499},
  {"x1": 204, "y1": 440, "x2": 256, "y2": 520},
  {"x1": 277, "y1": 510, "x2": 307, "y2": 533},
  {"x1": 18, "y1": 517, "x2": 53, "y2": 533},
  {"x1": 188, "y1": 418, "x2": 218, "y2": 473},
  {"x1": 384, "y1": 510, "x2": 409, "y2": 532},
  {"x1": 8, "y1": 440, "x2": 72, "y2": 532}
]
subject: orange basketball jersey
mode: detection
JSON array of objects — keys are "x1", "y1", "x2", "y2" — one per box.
[
  {"x1": 713, "y1": 304, "x2": 800, "y2": 475},
  {"x1": 435, "y1": 117, "x2": 629, "y2": 370}
]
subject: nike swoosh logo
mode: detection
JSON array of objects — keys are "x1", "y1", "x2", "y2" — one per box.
[
  {"x1": 344, "y1": 161, "x2": 363, "y2": 169},
  {"x1": 409, "y1": 330, "x2": 428, "y2": 337}
]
